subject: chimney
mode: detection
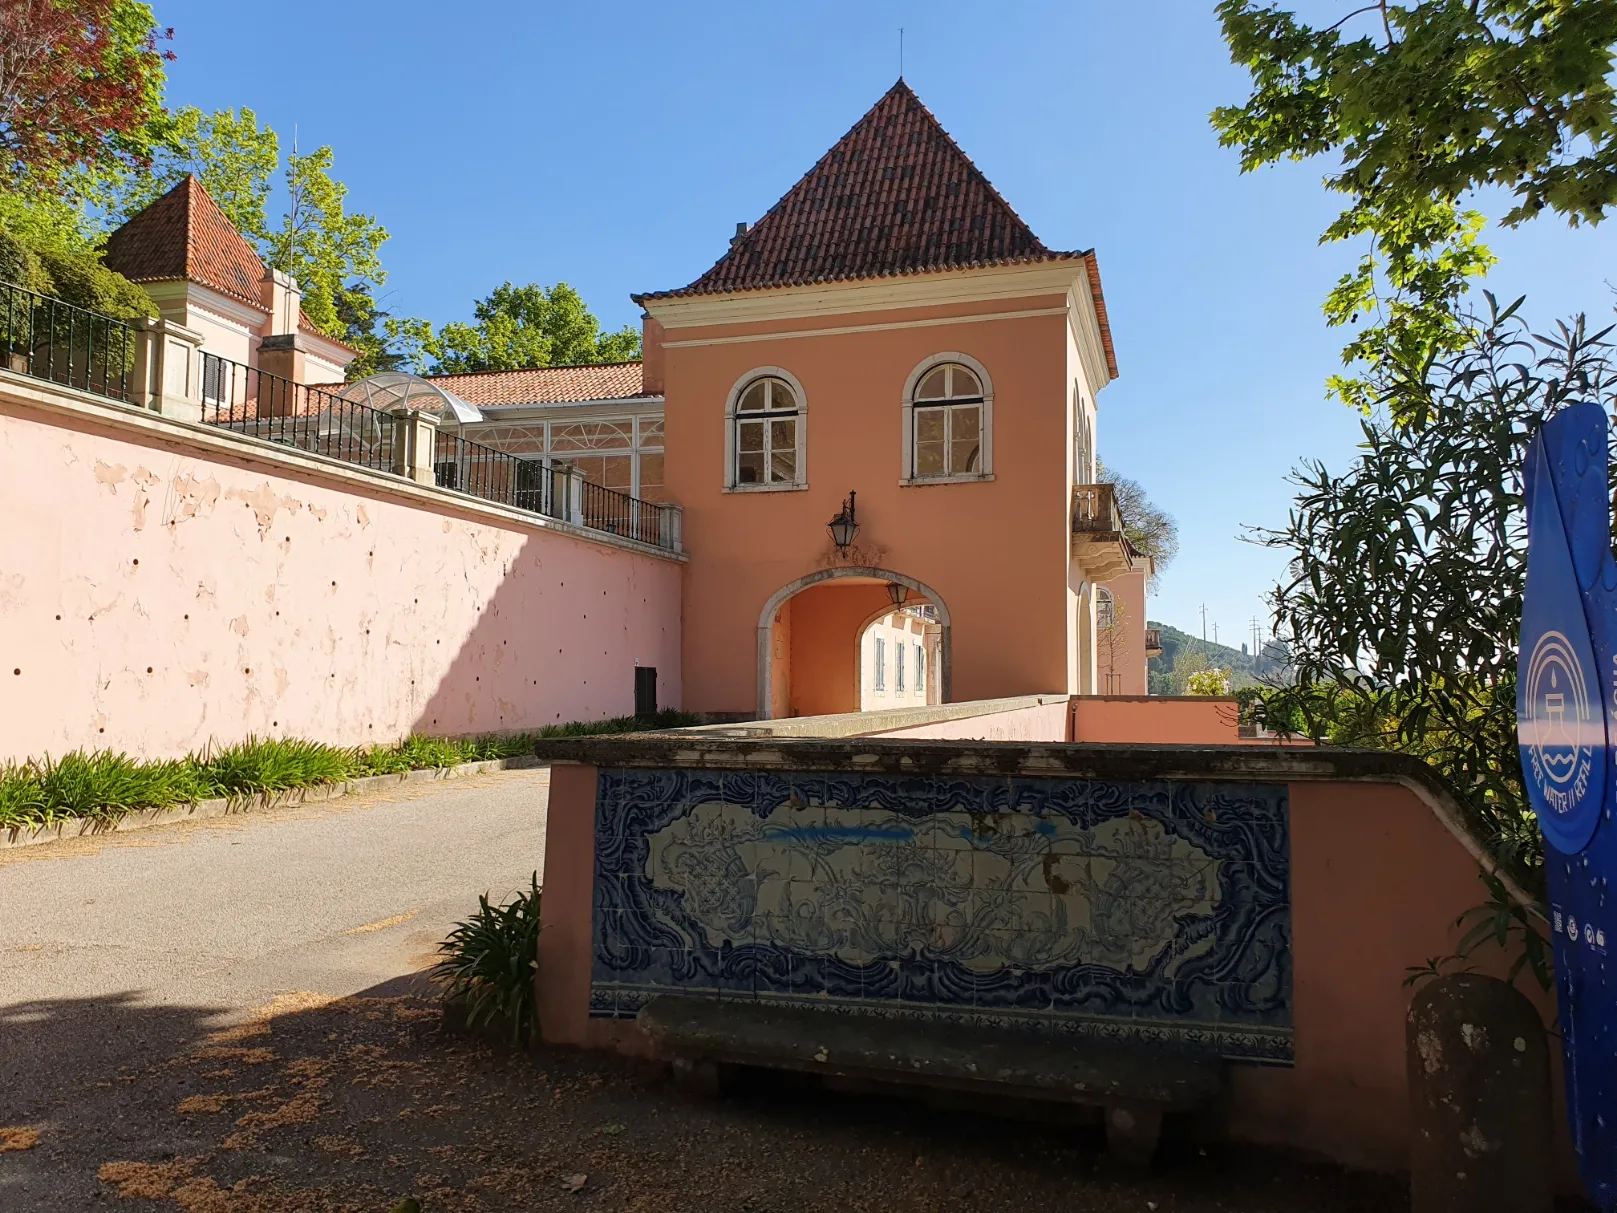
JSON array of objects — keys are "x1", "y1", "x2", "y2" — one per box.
[
  {"x1": 730, "y1": 221, "x2": 750, "y2": 248},
  {"x1": 260, "y1": 268, "x2": 302, "y2": 338},
  {"x1": 640, "y1": 313, "x2": 665, "y2": 396},
  {"x1": 257, "y1": 268, "x2": 307, "y2": 388}
]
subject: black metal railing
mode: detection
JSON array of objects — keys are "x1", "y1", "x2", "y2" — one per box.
[
  {"x1": 1072, "y1": 482, "x2": 1124, "y2": 535},
  {"x1": 578, "y1": 478, "x2": 667, "y2": 546},
  {"x1": 194, "y1": 351, "x2": 679, "y2": 553},
  {"x1": 431, "y1": 429, "x2": 568, "y2": 517},
  {"x1": 201, "y1": 353, "x2": 395, "y2": 475},
  {"x1": 0, "y1": 279, "x2": 137, "y2": 403}
]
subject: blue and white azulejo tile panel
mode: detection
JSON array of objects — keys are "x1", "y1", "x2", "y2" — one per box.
[{"x1": 589, "y1": 769, "x2": 1292, "y2": 1062}]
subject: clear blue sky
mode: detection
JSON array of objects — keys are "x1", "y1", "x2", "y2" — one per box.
[{"x1": 150, "y1": 0, "x2": 1617, "y2": 650}]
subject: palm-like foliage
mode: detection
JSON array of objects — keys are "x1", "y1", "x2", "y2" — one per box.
[
  {"x1": 434, "y1": 873, "x2": 542, "y2": 1045},
  {"x1": 1257, "y1": 297, "x2": 1617, "y2": 910}
]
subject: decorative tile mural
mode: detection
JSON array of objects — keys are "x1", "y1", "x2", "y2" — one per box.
[{"x1": 590, "y1": 770, "x2": 1292, "y2": 1062}]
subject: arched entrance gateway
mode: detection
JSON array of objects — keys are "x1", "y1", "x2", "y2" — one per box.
[{"x1": 755, "y1": 567, "x2": 951, "y2": 720}]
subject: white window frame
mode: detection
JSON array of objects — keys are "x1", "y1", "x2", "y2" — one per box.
[
  {"x1": 895, "y1": 634, "x2": 907, "y2": 693},
  {"x1": 874, "y1": 635, "x2": 886, "y2": 692},
  {"x1": 900, "y1": 352, "x2": 994, "y2": 485},
  {"x1": 724, "y1": 366, "x2": 808, "y2": 492},
  {"x1": 915, "y1": 642, "x2": 924, "y2": 698},
  {"x1": 1096, "y1": 586, "x2": 1115, "y2": 632}
]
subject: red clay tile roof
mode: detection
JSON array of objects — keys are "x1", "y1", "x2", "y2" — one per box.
[
  {"x1": 106, "y1": 176, "x2": 267, "y2": 307},
  {"x1": 1080, "y1": 251, "x2": 1119, "y2": 381},
  {"x1": 634, "y1": 81, "x2": 1085, "y2": 302},
  {"x1": 104, "y1": 175, "x2": 359, "y2": 355},
  {"x1": 426, "y1": 362, "x2": 648, "y2": 407}
]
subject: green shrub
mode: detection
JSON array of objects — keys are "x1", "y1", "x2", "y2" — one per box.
[
  {"x1": 0, "y1": 711, "x2": 703, "y2": 831},
  {"x1": 434, "y1": 873, "x2": 542, "y2": 1045},
  {"x1": 198, "y1": 736, "x2": 358, "y2": 797},
  {"x1": 535, "y1": 708, "x2": 700, "y2": 738},
  {"x1": 33, "y1": 246, "x2": 156, "y2": 320},
  {"x1": 0, "y1": 762, "x2": 48, "y2": 827},
  {"x1": 37, "y1": 751, "x2": 207, "y2": 820},
  {"x1": 0, "y1": 226, "x2": 49, "y2": 295}
]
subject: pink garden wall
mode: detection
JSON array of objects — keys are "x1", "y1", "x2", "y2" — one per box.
[{"x1": 0, "y1": 379, "x2": 683, "y2": 762}]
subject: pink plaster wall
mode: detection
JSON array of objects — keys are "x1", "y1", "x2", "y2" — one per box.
[
  {"x1": 869, "y1": 699, "x2": 1070, "y2": 742},
  {"x1": 660, "y1": 297, "x2": 1077, "y2": 717},
  {"x1": 1098, "y1": 569, "x2": 1148, "y2": 696},
  {"x1": 0, "y1": 391, "x2": 683, "y2": 761},
  {"x1": 1070, "y1": 696, "x2": 1243, "y2": 744}
]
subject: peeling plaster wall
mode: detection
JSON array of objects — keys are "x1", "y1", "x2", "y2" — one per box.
[{"x1": 0, "y1": 393, "x2": 683, "y2": 761}]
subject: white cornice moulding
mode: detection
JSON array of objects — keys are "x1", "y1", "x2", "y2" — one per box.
[
  {"x1": 178, "y1": 282, "x2": 269, "y2": 334},
  {"x1": 641, "y1": 261, "x2": 1090, "y2": 328},
  {"x1": 470, "y1": 395, "x2": 666, "y2": 421},
  {"x1": 661, "y1": 306, "x2": 1069, "y2": 349}
]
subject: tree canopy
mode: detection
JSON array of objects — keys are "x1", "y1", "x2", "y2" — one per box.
[
  {"x1": 0, "y1": 0, "x2": 173, "y2": 185},
  {"x1": 1213, "y1": 1, "x2": 1617, "y2": 415},
  {"x1": 1097, "y1": 461, "x2": 1179, "y2": 577},
  {"x1": 429, "y1": 281, "x2": 641, "y2": 374},
  {"x1": 1256, "y1": 296, "x2": 1614, "y2": 900}
]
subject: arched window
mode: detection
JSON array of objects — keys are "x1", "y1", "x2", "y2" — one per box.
[
  {"x1": 912, "y1": 363, "x2": 983, "y2": 479},
  {"x1": 1096, "y1": 586, "x2": 1115, "y2": 633},
  {"x1": 727, "y1": 372, "x2": 804, "y2": 489}
]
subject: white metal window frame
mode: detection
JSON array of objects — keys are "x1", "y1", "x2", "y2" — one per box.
[
  {"x1": 874, "y1": 635, "x2": 886, "y2": 692},
  {"x1": 470, "y1": 411, "x2": 664, "y2": 497},
  {"x1": 899, "y1": 351, "x2": 994, "y2": 485},
  {"x1": 723, "y1": 366, "x2": 808, "y2": 492}
]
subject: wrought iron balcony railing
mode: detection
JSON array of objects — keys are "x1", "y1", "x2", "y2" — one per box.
[{"x1": 0, "y1": 279, "x2": 138, "y2": 404}]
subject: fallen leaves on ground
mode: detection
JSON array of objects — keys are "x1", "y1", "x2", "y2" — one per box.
[{"x1": 0, "y1": 1125, "x2": 40, "y2": 1151}]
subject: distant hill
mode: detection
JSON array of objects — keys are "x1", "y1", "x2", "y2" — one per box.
[{"x1": 1147, "y1": 621, "x2": 1290, "y2": 695}]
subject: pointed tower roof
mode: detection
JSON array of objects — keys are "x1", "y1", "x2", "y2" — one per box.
[
  {"x1": 104, "y1": 176, "x2": 268, "y2": 307},
  {"x1": 104, "y1": 176, "x2": 358, "y2": 353},
  {"x1": 637, "y1": 80, "x2": 1085, "y2": 297}
]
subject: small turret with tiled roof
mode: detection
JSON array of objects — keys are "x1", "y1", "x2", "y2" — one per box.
[{"x1": 637, "y1": 80, "x2": 1086, "y2": 301}]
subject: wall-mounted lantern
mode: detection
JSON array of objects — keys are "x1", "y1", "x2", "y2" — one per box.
[
  {"x1": 827, "y1": 491, "x2": 859, "y2": 555},
  {"x1": 888, "y1": 582, "x2": 909, "y2": 610}
]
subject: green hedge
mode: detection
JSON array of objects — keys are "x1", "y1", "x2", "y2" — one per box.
[
  {"x1": 0, "y1": 225, "x2": 156, "y2": 320},
  {"x1": 0, "y1": 711, "x2": 700, "y2": 829}
]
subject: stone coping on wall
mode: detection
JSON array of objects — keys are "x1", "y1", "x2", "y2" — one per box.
[
  {"x1": 0, "y1": 370, "x2": 686, "y2": 563},
  {"x1": 672, "y1": 694, "x2": 1069, "y2": 740},
  {"x1": 530, "y1": 733, "x2": 1533, "y2": 913}
]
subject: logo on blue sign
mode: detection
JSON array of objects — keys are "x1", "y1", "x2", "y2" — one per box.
[
  {"x1": 1521, "y1": 628, "x2": 1598, "y2": 816},
  {"x1": 1518, "y1": 430, "x2": 1608, "y2": 855}
]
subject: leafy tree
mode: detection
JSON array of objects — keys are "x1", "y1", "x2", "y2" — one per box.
[
  {"x1": 1186, "y1": 667, "x2": 1233, "y2": 697},
  {"x1": 105, "y1": 106, "x2": 278, "y2": 242},
  {"x1": 265, "y1": 144, "x2": 389, "y2": 341},
  {"x1": 1097, "y1": 460, "x2": 1179, "y2": 576},
  {"x1": 1213, "y1": 1, "x2": 1617, "y2": 416},
  {"x1": 91, "y1": 111, "x2": 403, "y2": 364},
  {"x1": 0, "y1": 0, "x2": 173, "y2": 185},
  {"x1": 335, "y1": 284, "x2": 435, "y2": 378},
  {"x1": 430, "y1": 281, "x2": 641, "y2": 373},
  {"x1": 1170, "y1": 643, "x2": 1210, "y2": 694},
  {"x1": 1255, "y1": 295, "x2": 1616, "y2": 891}
]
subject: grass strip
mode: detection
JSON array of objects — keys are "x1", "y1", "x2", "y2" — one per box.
[{"x1": 0, "y1": 711, "x2": 701, "y2": 831}]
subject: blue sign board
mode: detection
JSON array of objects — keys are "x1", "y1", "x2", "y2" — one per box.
[{"x1": 1519, "y1": 403, "x2": 1617, "y2": 1206}]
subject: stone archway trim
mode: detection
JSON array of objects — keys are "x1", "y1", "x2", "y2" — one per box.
[{"x1": 755, "y1": 566, "x2": 952, "y2": 720}]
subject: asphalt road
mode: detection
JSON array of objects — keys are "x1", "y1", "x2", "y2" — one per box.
[{"x1": 0, "y1": 768, "x2": 549, "y2": 1129}]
